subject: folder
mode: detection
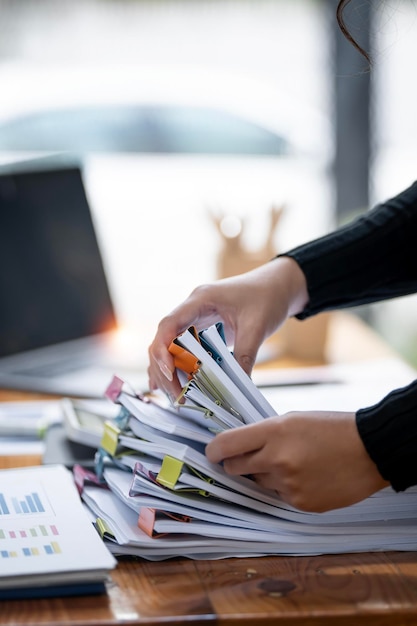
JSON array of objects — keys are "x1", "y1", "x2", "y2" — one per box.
[{"x1": 173, "y1": 325, "x2": 266, "y2": 424}]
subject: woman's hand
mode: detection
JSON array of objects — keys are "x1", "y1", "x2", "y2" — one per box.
[
  {"x1": 206, "y1": 411, "x2": 389, "y2": 512},
  {"x1": 148, "y1": 256, "x2": 308, "y2": 399}
]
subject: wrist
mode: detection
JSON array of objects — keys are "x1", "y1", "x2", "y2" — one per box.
[{"x1": 273, "y1": 255, "x2": 309, "y2": 317}]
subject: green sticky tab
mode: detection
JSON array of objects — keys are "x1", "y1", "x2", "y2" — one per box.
[
  {"x1": 100, "y1": 420, "x2": 121, "y2": 456},
  {"x1": 157, "y1": 456, "x2": 184, "y2": 489},
  {"x1": 95, "y1": 517, "x2": 116, "y2": 540}
]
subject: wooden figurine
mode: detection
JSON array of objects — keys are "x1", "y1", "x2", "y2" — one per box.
[{"x1": 209, "y1": 205, "x2": 330, "y2": 363}]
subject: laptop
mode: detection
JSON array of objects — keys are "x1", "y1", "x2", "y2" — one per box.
[{"x1": 0, "y1": 161, "x2": 147, "y2": 398}]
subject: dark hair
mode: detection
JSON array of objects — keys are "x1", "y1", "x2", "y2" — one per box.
[{"x1": 336, "y1": 0, "x2": 371, "y2": 64}]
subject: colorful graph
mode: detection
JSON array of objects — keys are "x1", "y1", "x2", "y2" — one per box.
[
  {"x1": 0, "y1": 523, "x2": 61, "y2": 558},
  {"x1": 0, "y1": 542, "x2": 61, "y2": 558},
  {"x1": 0, "y1": 490, "x2": 46, "y2": 516}
]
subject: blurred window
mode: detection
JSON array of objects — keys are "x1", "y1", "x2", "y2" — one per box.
[{"x1": 0, "y1": 105, "x2": 289, "y2": 156}]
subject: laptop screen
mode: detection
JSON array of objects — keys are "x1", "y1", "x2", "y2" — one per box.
[{"x1": 0, "y1": 164, "x2": 117, "y2": 358}]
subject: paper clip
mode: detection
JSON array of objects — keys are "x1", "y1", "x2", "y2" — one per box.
[
  {"x1": 156, "y1": 455, "x2": 184, "y2": 489},
  {"x1": 95, "y1": 517, "x2": 116, "y2": 541},
  {"x1": 100, "y1": 421, "x2": 121, "y2": 456},
  {"x1": 168, "y1": 340, "x2": 200, "y2": 378}
]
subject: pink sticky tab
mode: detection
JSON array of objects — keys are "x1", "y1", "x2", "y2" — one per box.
[
  {"x1": 73, "y1": 464, "x2": 105, "y2": 495},
  {"x1": 105, "y1": 375, "x2": 124, "y2": 402}
]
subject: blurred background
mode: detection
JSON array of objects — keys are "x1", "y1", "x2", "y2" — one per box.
[{"x1": 0, "y1": 0, "x2": 416, "y2": 365}]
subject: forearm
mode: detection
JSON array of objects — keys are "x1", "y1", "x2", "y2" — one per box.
[
  {"x1": 257, "y1": 255, "x2": 309, "y2": 319},
  {"x1": 283, "y1": 181, "x2": 417, "y2": 319}
]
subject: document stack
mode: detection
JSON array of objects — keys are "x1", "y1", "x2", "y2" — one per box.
[
  {"x1": 79, "y1": 323, "x2": 417, "y2": 561},
  {"x1": 0, "y1": 465, "x2": 116, "y2": 599}
]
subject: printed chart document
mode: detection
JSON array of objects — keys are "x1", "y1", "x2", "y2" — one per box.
[{"x1": 0, "y1": 464, "x2": 116, "y2": 598}]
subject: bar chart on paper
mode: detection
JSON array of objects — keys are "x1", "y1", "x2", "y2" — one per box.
[
  {"x1": 0, "y1": 482, "x2": 52, "y2": 517},
  {"x1": 0, "y1": 465, "x2": 116, "y2": 595},
  {"x1": 0, "y1": 481, "x2": 61, "y2": 559},
  {"x1": 0, "y1": 490, "x2": 47, "y2": 516},
  {"x1": 0, "y1": 523, "x2": 61, "y2": 559}
]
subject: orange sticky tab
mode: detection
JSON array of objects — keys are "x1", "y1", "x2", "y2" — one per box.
[{"x1": 168, "y1": 341, "x2": 200, "y2": 376}]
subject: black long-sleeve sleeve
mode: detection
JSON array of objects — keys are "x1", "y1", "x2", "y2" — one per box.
[
  {"x1": 283, "y1": 180, "x2": 417, "y2": 492},
  {"x1": 287, "y1": 180, "x2": 417, "y2": 316}
]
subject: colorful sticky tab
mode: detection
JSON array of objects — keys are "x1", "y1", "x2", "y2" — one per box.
[
  {"x1": 100, "y1": 421, "x2": 121, "y2": 456},
  {"x1": 156, "y1": 456, "x2": 184, "y2": 489},
  {"x1": 115, "y1": 407, "x2": 131, "y2": 431},
  {"x1": 138, "y1": 507, "x2": 157, "y2": 537},
  {"x1": 94, "y1": 448, "x2": 108, "y2": 480},
  {"x1": 198, "y1": 322, "x2": 227, "y2": 362},
  {"x1": 215, "y1": 321, "x2": 227, "y2": 343},
  {"x1": 168, "y1": 341, "x2": 200, "y2": 377},
  {"x1": 95, "y1": 518, "x2": 116, "y2": 540},
  {"x1": 105, "y1": 375, "x2": 124, "y2": 402},
  {"x1": 72, "y1": 464, "x2": 106, "y2": 495},
  {"x1": 138, "y1": 508, "x2": 191, "y2": 537}
]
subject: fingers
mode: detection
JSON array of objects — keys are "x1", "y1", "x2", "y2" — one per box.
[
  {"x1": 252, "y1": 473, "x2": 280, "y2": 492},
  {"x1": 232, "y1": 322, "x2": 265, "y2": 376},
  {"x1": 206, "y1": 411, "x2": 390, "y2": 513},
  {"x1": 205, "y1": 422, "x2": 267, "y2": 464},
  {"x1": 147, "y1": 323, "x2": 177, "y2": 397},
  {"x1": 148, "y1": 308, "x2": 200, "y2": 395},
  {"x1": 148, "y1": 286, "x2": 221, "y2": 388}
]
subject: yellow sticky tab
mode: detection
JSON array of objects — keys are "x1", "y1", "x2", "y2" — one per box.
[
  {"x1": 96, "y1": 517, "x2": 116, "y2": 540},
  {"x1": 156, "y1": 456, "x2": 184, "y2": 489},
  {"x1": 100, "y1": 420, "x2": 121, "y2": 456}
]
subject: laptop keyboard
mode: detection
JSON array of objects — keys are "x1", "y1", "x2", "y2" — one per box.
[
  {"x1": 6, "y1": 338, "x2": 114, "y2": 379},
  {"x1": 12, "y1": 359, "x2": 93, "y2": 377}
]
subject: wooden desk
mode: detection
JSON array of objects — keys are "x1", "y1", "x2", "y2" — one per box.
[{"x1": 2, "y1": 312, "x2": 417, "y2": 626}]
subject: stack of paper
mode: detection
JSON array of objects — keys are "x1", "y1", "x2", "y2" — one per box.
[
  {"x1": 0, "y1": 465, "x2": 116, "y2": 598},
  {"x1": 79, "y1": 323, "x2": 417, "y2": 561}
]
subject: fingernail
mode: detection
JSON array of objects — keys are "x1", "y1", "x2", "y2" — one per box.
[{"x1": 158, "y1": 360, "x2": 173, "y2": 382}]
